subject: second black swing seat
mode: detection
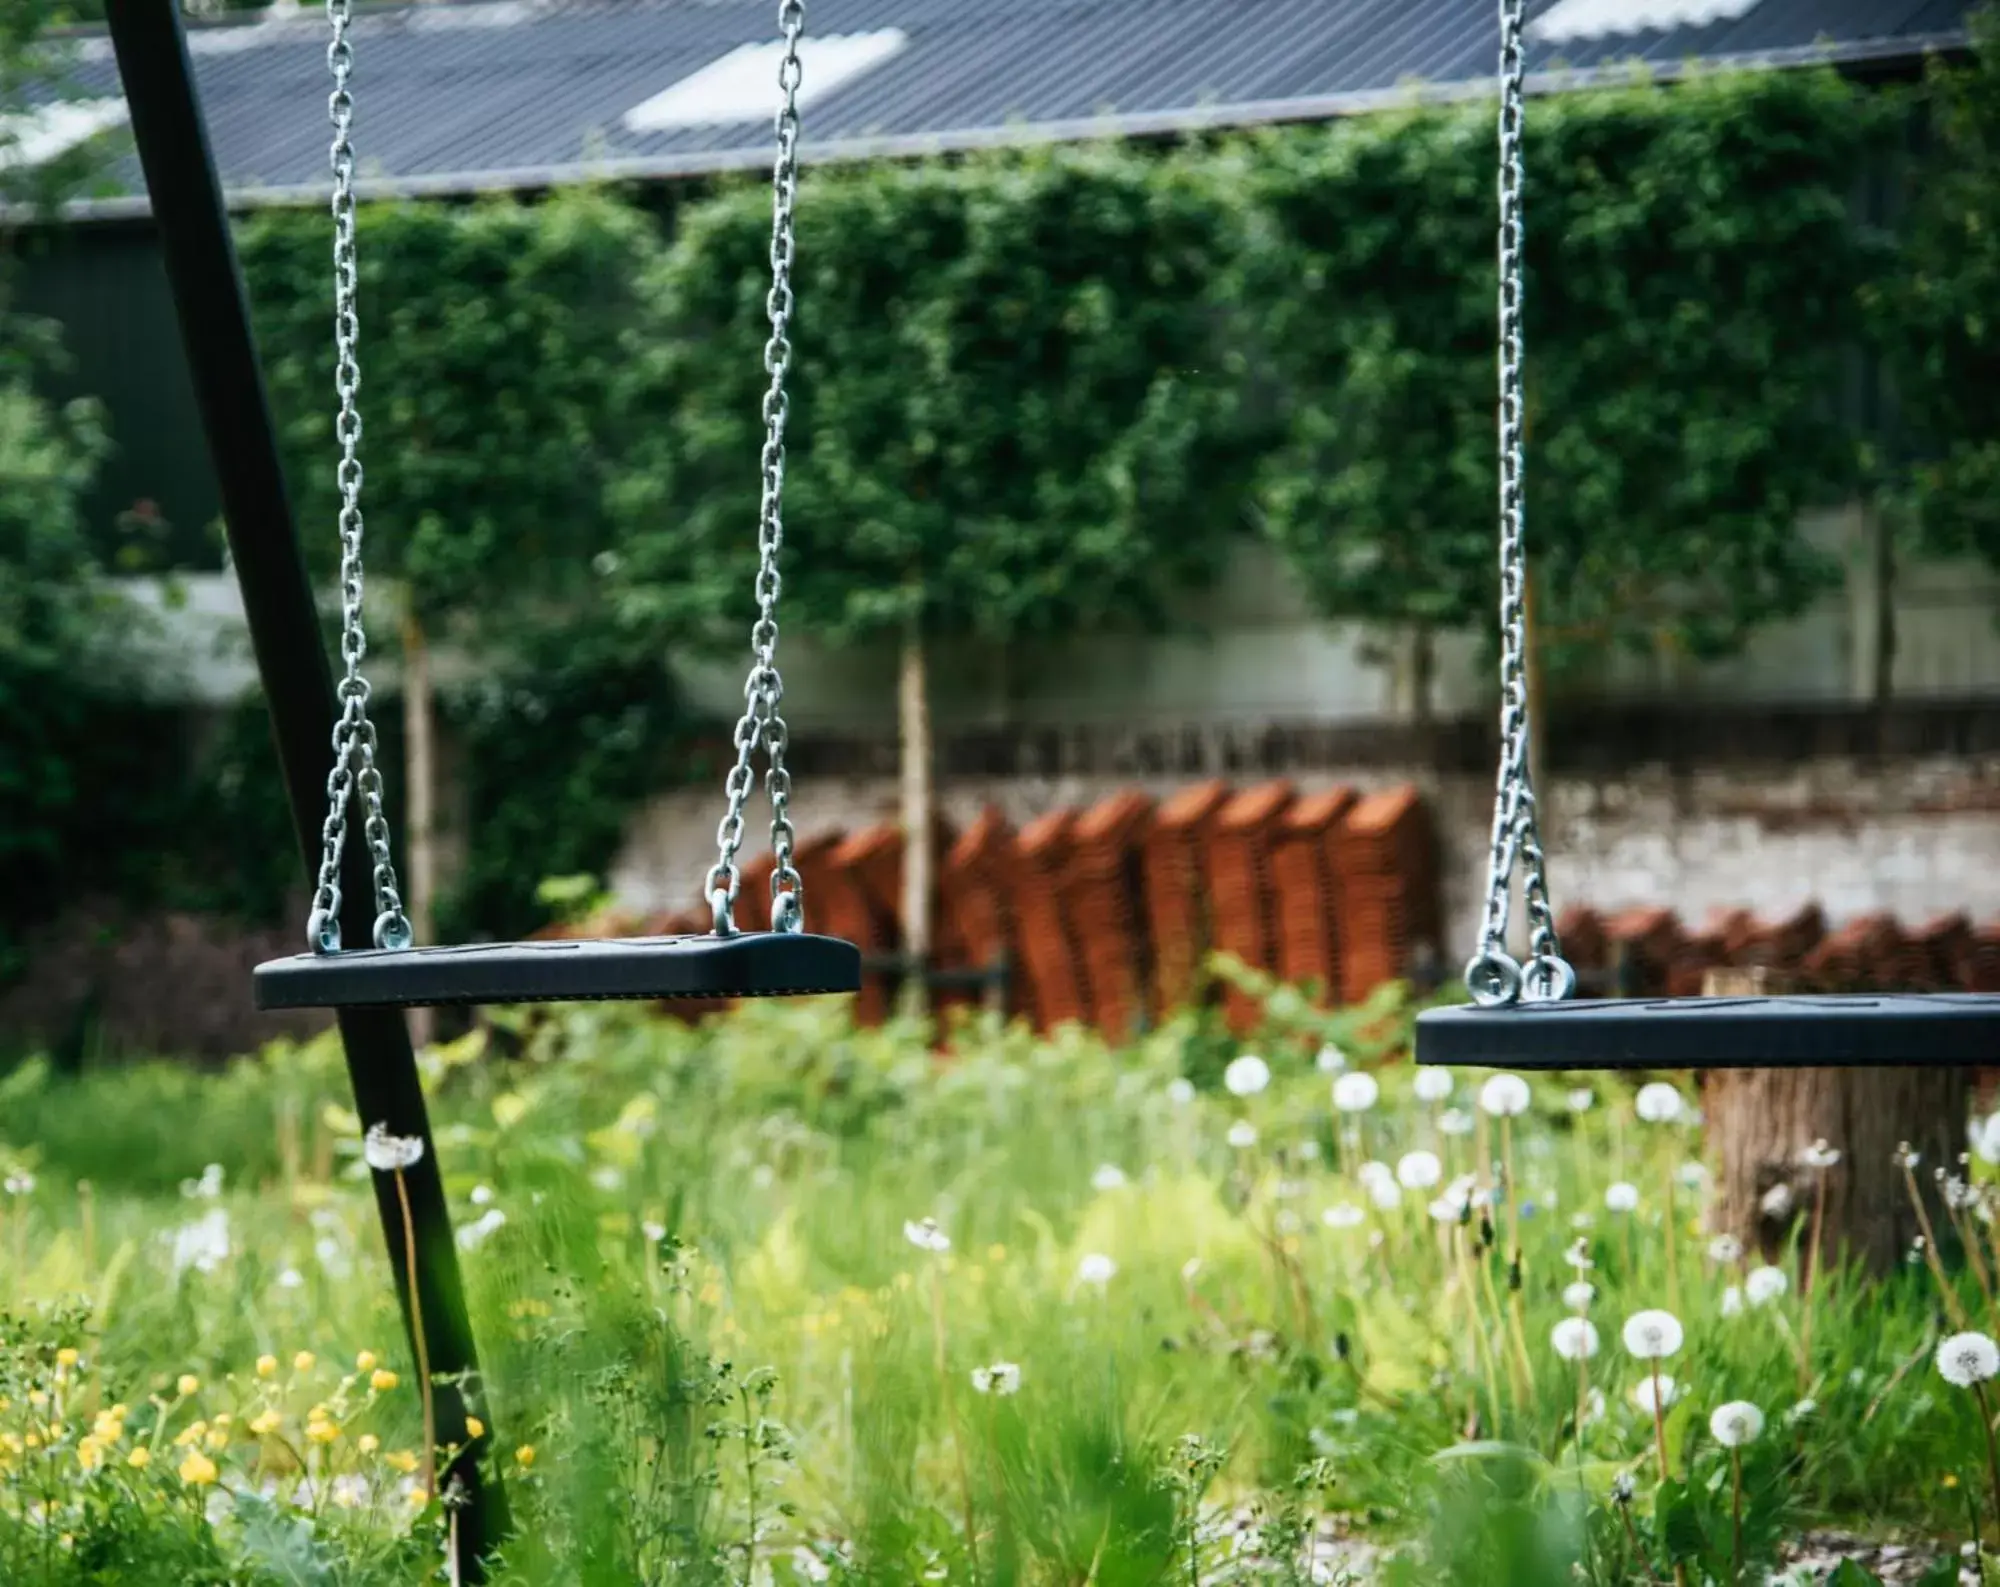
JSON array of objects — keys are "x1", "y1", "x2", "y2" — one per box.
[{"x1": 253, "y1": 930, "x2": 863, "y2": 1010}]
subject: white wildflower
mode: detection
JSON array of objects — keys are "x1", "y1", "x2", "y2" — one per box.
[
  {"x1": 1439, "y1": 1109, "x2": 1474, "y2": 1137},
  {"x1": 1167, "y1": 1078, "x2": 1197, "y2": 1106},
  {"x1": 1759, "y1": 1183, "x2": 1796, "y2": 1219},
  {"x1": 1677, "y1": 1162, "x2": 1708, "y2": 1191},
  {"x1": 1565, "y1": 1088, "x2": 1595, "y2": 1113},
  {"x1": 1396, "y1": 1151, "x2": 1443, "y2": 1191},
  {"x1": 1720, "y1": 1285, "x2": 1744, "y2": 1318},
  {"x1": 591, "y1": 1166, "x2": 625, "y2": 1192},
  {"x1": 970, "y1": 1361, "x2": 1021, "y2": 1396},
  {"x1": 1634, "y1": 1083, "x2": 1684, "y2": 1124},
  {"x1": 1798, "y1": 1139, "x2": 1842, "y2": 1171},
  {"x1": 1936, "y1": 1331, "x2": 2000, "y2": 1388},
  {"x1": 1551, "y1": 1317, "x2": 1600, "y2": 1361},
  {"x1": 1745, "y1": 1266, "x2": 1788, "y2": 1307},
  {"x1": 1708, "y1": 1234, "x2": 1744, "y2": 1264},
  {"x1": 1413, "y1": 1068, "x2": 1454, "y2": 1103},
  {"x1": 1563, "y1": 1281, "x2": 1596, "y2": 1312},
  {"x1": 1604, "y1": 1182, "x2": 1640, "y2": 1213},
  {"x1": 1479, "y1": 1073, "x2": 1531, "y2": 1118},
  {"x1": 363, "y1": 1125, "x2": 425, "y2": 1173},
  {"x1": 1564, "y1": 1238, "x2": 1595, "y2": 1272},
  {"x1": 1315, "y1": 1044, "x2": 1348, "y2": 1074},
  {"x1": 1970, "y1": 1113, "x2": 2000, "y2": 1165},
  {"x1": 1323, "y1": 1202, "x2": 1365, "y2": 1230},
  {"x1": 1076, "y1": 1252, "x2": 1117, "y2": 1287},
  {"x1": 1332, "y1": 1072, "x2": 1380, "y2": 1113},
  {"x1": 168, "y1": 1208, "x2": 232, "y2": 1277},
  {"x1": 469, "y1": 1184, "x2": 495, "y2": 1207},
  {"x1": 1366, "y1": 1176, "x2": 1403, "y2": 1212},
  {"x1": 2, "y1": 1171, "x2": 34, "y2": 1196},
  {"x1": 456, "y1": 1209, "x2": 507, "y2": 1251},
  {"x1": 1622, "y1": 1309, "x2": 1685, "y2": 1361},
  {"x1": 1224, "y1": 1055, "x2": 1272, "y2": 1097},
  {"x1": 1632, "y1": 1374, "x2": 1683, "y2": 1413},
  {"x1": 1091, "y1": 1164, "x2": 1128, "y2": 1192},
  {"x1": 1709, "y1": 1401, "x2": 1765, "y2": 1448},
  {"x1": 1227, "y1": 1120, "x2": 1259, "y2": 1150},
  {"x1": 904, "y1": 1218, "x2": 952, "y2": 1254}
]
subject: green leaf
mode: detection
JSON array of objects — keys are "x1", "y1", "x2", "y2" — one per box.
[{"x1": 1827, "y1": 1561, "x2": 1889, "y2": 1587}]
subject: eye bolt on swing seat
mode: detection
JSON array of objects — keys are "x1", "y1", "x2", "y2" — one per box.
[
  {"x1": 1412, "y1": 0, "x2": 2000, "y2": 1074},
  {"x1": 251, "y1": 0, "x2": 858, "y2": 1014}
]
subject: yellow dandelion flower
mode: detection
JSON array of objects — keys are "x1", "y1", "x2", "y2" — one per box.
[
  {"x1": 370, "y1": 1369, "x2": 399, "y2": 1392},
  {"x1": 177, "y1": 1374, "x2": 200, "y2": 1397},
  {"x1": 173, "y1": 1422, "x2": 207, "y2": 1449},
  {"x1": 256, "y1": 1355, "x2": 278, "y2": 1379},
  {"x1": 464, "y1": 1417, "x2": 485, "y2": 1439},
  {"x1": 178, "y1": 1449, "x2": 219, "y2": 1487},
  {"x1": 249, "y1": 1410, "x2": 282, "y2": 1437},
  {"x1": 305, "y1": 1417, "x2": 339, "y2": 1445},
  {"x1": 56, "y1": 1348, "x2": 80, "y2": 1368},
  {"x1": 514, "y1": 1445, "x2": 536, "y2": 1468},
  {"x1": 92, "y1": 1413, "x2": 124, "y2": 1443},
  {"x1": 126, "y1": 1446, "x2": 151, "y2": 1470},
  {"x1": 23, "y1": 1433, "x2": 41, "y2": 1450},
  {"x1": 76, "y1": 1438, "x2": 103, "y2": 1473},
  {"x1": 386, "y1": 1449, "x2": 419, "y2": 1474},
  {"x1": 293, "y1": 1351, "x2": 316, "y2": 1373},
  {"x1": 205, "y1": 1427, "x2": 229, "y2": 1451},
  {"x1": 354, "y1": 1351, "x2": 378, "y2": 1373},
  {"x1": 1946, "y1": 1474, "x2": 1961, "y2": 1489},
  {"x1": 357, "y1": 1434, "x2": 380, "y2": 1455},
  {"x1": 406, "y1": 1486, "x2": 430, "y2": 1509}
]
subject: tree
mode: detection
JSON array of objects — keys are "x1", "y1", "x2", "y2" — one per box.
[
  {"x1": 612, "y1": 146, "x2": 1258, "y2": 989},
  {"x1": 1875, "y1": 5, "x2": 2000, "y2": 575},
  {"x1": 239, "y1": 189, "x2": 669, "y2": 974},
  {"x1": 1244, "y1": 70, "x2": 1876, "y2": 714}
]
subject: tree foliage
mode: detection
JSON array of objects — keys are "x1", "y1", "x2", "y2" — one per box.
[
  {"x1": 1874, "y1": 5, "x2": 2000, "y2": 570},
  {"x1": 1244, "y1": 69, "x2": 1882, "y2": 680},
  {"x1": 609, "y1": 146, "x2": 1259, "y2": 655}
]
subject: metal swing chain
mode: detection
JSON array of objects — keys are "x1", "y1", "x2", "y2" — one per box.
[
  {"x1": 1465, "y1": 0, "x2": 1573, "y2": 1008},
  {"x1": 305, "y1": 0, "x2": 413, "y2": 957},
  {"x1": 706, "y1": 0, "x2": 808, "y2": 938}
]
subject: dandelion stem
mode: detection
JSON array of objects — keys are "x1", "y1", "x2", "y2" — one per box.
[
  {"x1": 1648, "y1": 1361, "x2": 1670, "y2": 1482},
  {"x1": 1800, "y1": 1170, "x2": 1828, "y2": 1391},
  {"x1": 1730, "y1": 1447, "x2": 1744, "y2": 1586},
  {"x1": 391, "y1": 1166, "x2": 438, "y2": 1497},
  {"x1": 930, "y1": 1264, "x2": 982, "y2": 1585},
  {"x1": 1616, "y1": 1494, "x2": 1667, "y2": 1587},
  {"x1": 1902, "y1": 1156, "x2": 1971, "y2": 1331},
  {"x1": 1662, "y1": 1162, "x2": 1681, "y2": 1314},
  {"x1": 1946, "y1": 1190, "x2": 1999, "y2": 1329}
]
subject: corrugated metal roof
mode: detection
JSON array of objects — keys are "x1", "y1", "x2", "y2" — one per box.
[{"x1": 45, "y1": 0, "x2": 1973, "y2": 218}]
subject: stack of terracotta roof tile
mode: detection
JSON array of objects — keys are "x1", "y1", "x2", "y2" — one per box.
[
  {"x1": 1555, "y1": 906, "x2": 1610, "y2": 977},
  {"x1": 1142, "y1": 781, "x2": 1230, "y2": 1017},
  {"x1": 1015, "y1": 809, "x2": 1090, "y2": 1031},
  {"x1": 1966, "y1": 923, "x2": 2000, "y2": 992},
  {"x1": 1065, "y1": 791, "x2": 1156, "y2": 1041},
  {"x1": 1206, "y1": 780, "x2": 1296, "y2": 1033},
  {"x1": 1269, "y1": 786, "x2": 1356, "y2": 1004},
  {"x1": 1604, "y1": 906, "x2": 1683, "y2": 997},
  {"x1": 858, "y1": 817, "x2": 974, "y2": 1026},
  {"x1": 1333, "y1": 785, "x2": 1438, "y2": 1007},
  {"x1": 828, "y1": 824, "x2": 901, "y2": 1025},
  {"x1": 941, "y1": 806, "x2": 1018, "y2": 1015},
  {"x1": 1801, "y1": 913, "x2": 1907, "y2": 992}
]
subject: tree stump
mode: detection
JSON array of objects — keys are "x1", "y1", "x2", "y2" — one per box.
[{"x1": 1702, "y1": 968, "x2": 1970, "y2": 1277}]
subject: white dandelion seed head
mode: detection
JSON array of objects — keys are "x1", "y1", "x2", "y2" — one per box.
[
  {"x1": 591, "y1": 1166, "x2": 625, "y2": 1192},
  {"x1": 2, "y1": 1171, "x2": 34, "y2": 1197},
  {"x1": 1413, "y1": 1068, "x2": 1454, "y2": 1103},
  {"x1": 1631, "y1": 1374, "x2": 1683, "y2": 1413},
  {"x1": 971, "y1": 1361, "x2": 1021, "y2": 1396},
  {"x1": 1224, "y1": 1055, "x2": 1272, "y2": 1097},
  {"x1": 469, "y1": 1184, "x2": 494, "y2": 1207},
  {"x1": 1323, "y1": 1202, "x2": 1365, "y2": 1230},
  {"x1": 1936, "y1": 1331, "x2": 2000, "y2": 1388},
  {"x1": 1604, "y1": 1182, "x2": 1641, "y2": 1214},
  {"x1": 1551, "y1": 1317, "x2": 1600, "y2": 1362},
  {"x1": 1428, "y1": 1197, "x2": 1461, "y2": 1223},
  {"x1": 1798, "y1": 1139, "x2": 1842, "y2": 1171},
  {"x1": 363, "y1": 1125, "x2": 426, "y2": 1174},
  {"x1": 1315, "y1": 1044, "x2": 1348, "y2": 1075},
  {"x1": 1332, "y1": 1072, "x2": 1380, "y2": 1114},
  {"x1": 1745, "y1": 1266, "x2": 1788, "y2": 1307},
  {"x1": 903, "y1": 1218, "x2": 952, "y2": 1254},
  {"x1": 1564, "y1": 1281, "x2": 1596, "y2": 1312},
  {"x1": 1226, "y1": 1120, "x2": 1259, "y2": 1150},
  {"x1": 1895, "y1": 1143, "x2": 1922, "y2": 1170},
  {"x1": 1367, "y1": 1176, "x2": 1403, "y2": 1212},
  {"x1": 276, "y1": 1267, "x2": 305, "y2": 1291},
  {"x1": 168, "y1": 1208, "x2": 232, "y2": 1277},
  {"x1": 1708, "y1": 1234, "x2": 1744, "y2": 1265},
  {"x1": 1786, "y1": 1398, "x2": 1817, "y2": 1424},
  {"x1": 1298, "y1": 1139, "x2": 1322, "y2": 1161},
  {"x1": 1622, "y1": 1309, "x2": 1685, "y2": 1361},
  {"x1": 1759, "y1": 1183, "x2": 1796, "y2": 1219},
  {"x1": 1479, "y1": 1073, "x2": 1531, "y2": 1118},
  {"x1": 1439, "y1": 1108, "x2": 1475, "y2": 1137},
  {"x1": 1582, "y1": 1387, "x2": 1607, "y2": 1424},
  {"x1": 1634, "y1": 1084, "x2": 1685, "y2": 1125},
  {"x1": 1564, "y1": 1238, "x2": 1595, "y2": 1272},
  {"x1": 1091, "y1": 1164, "x2": 1128, "y2": 1192},
  {"x1": 1396, "y1": 1151, "x2": 1443, "y2": 1191},
  {"x1": 1076, "y1": 1252, "x2": 1117, "y2": 1287},
  {"x1": 1677, "y1": 1162, "x2": 1709, "y2": 1191},
  {"x1": 1166, "y1": 1077, "x2": 1197, "y2": 1106},
  {"x1": 1565, "y1": 1088, "x2": 1595, "y2": 1114},
  {"x1": 1709, "y1": 1400, "x2": 1765, "y2": 1448},
  {"x1": 456, "y1": 1209, "x2": 507, "y2": 1251},
  {"x1": 1970, "y1": 1113, "x2": 2000, "y2": 1165},
  {"x1": 641, "y1": 1220, "x2": 667, "y2": 1244},
  {"x1": 1720, "y1": 1285, "x2": 1745, "y2": 1318}
]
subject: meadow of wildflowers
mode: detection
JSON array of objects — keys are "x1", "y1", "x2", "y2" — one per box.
[{"x1": 2, "y1": 977, "x2": 1998, "y2": 1585}]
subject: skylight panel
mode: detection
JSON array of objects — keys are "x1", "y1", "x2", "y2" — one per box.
[
  {"x1": 621, "y1": 29, "x2": 906, "y2": 133},
  {"x1": 1529, "y1": 0, "x2": 1762, "y2": 46}
]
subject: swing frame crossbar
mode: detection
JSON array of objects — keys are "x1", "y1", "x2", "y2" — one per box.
[{"x1": 102, "y1": 2, "x2": 507, "y2": 1565}]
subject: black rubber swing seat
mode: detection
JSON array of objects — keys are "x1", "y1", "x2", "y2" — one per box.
[
  {"x1": 252, "y1": 931, "x2": 863, "y2": 1011},
  {"x1": 1415, "y1": 992, "x2": 2000, "y2": 1071}
]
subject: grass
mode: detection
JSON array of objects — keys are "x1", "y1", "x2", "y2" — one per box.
[{"x1": 0, "y1": 977, "x2": 1994, "y2": 1585}]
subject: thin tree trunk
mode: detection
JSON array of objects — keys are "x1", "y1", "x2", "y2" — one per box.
[
  {"x1": 1522, "y1": 573, "x2": 1551, "y2": 869},
  {"x1": 899, "y1": 624, "x2": 933, "y2": 1014},
  {"x1": 1870, "y1": 502, "x2": 1897, "y2": 729},
  {"x1": 1409, "y1": 622, "x2": 1436, "y2": 726},
  {"x1": 402, "y1": 605, "x2": 436, "y2": 1049}
]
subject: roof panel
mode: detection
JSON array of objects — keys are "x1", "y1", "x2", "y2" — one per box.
[{"x1": 37, "y1": 0, "x2": 1974, "y2": 214}]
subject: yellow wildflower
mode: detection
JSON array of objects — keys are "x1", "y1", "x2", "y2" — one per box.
[
  {"x1": 56, "y1": 1348, "x2": 80, "y2": 1368},
  {"x1": 355, "y1": 1351, "x2": 378, "y2": 1373},
  {"x1": 294, "y1": 1351, "x2": 316, "y2": 1373},
  {"x1": 249, "y1": 1410, "x2": 282, "y2": 1437},
  {"x1": 178, "y1": 1449, "x2": 219, "y2": 1487},
  {"x1": 357, "y1": 1434, "x2": 380, "y2": 1455},
  {"x1": 514, "y1": 1445, "x2": 536, "y2": 1468},
  {"x1": 406, "y1": 1486, "x2": 430, "y2": 1509},
  {"x1": 126, "y1": 1446, "x2": 151, "y2": 1470},
  {"x1": 256, "y1": 1355, "x2": 278, "y2": 1378},
  {"x1": 177, "y1": 1375, "x2": 200, "y2": 1397},
  {"x1": 205, "y1": 1427, "x2": 229, "y2": 1451},
  {"x1": 370, "y1": 1369, "x2": 399, "y2": 1392},
  {"x1": 173, "y1": 1421, "x2": 207, "y2": 1449},
  {"x1": 386, "y1": 1449, "x2": 419, "y2": 1474},
  {"x1": 76, "y1": 1438, "x2": 104, "y2": 1473},
  {"x1": 305, "y1": 1415, "x2": 339, "y2": 1445},
  {"x1": 464, "y1": 1417, "x2": 485, "y2": 1439}
]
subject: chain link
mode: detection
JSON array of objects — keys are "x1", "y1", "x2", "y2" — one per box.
[
  {"x1": 706, "y1": 0, "x2": 808, "y2": 937},
  {"x1": 1466, "y1": 0, "x2": 1573, "y2": 1007},
  {"x1": 305, "y1": 0, "x2": 411, "y2": 957}
]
